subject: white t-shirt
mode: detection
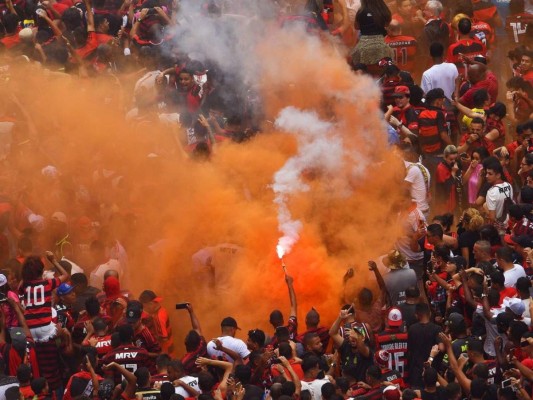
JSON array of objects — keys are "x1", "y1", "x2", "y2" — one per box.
[
  {"x1": 174, "y1": 375, "x2": 202, "y2": 397},
  {"x1": 486, "y1": 182, "x2": 513, "y2": 220},
  {"x1": 504, "y1": 264, "x2": 526, "y2": 288},
  {"x1": 206, "y1": 336, "x2": 251, "y2": 363},
  {"x1": 89, "y1": 259, "x2": 122, "y2": 290},
  {"x1": 396, "y1": 207, "x2": 426, "y2": 261},
  {"x1": 421, "y1": 62, "x2": 459, "y2": 99},
  {"x1": 404, "y1": 161, "x2": 430, "y2": 213},
  {"x1": 302, "y1": 378, "x2": 330, "y2": 400}
]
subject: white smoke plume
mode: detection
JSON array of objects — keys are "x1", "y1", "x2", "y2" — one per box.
[{"x1": 273, "y1": 106, "x2": 344, "y2": 258}]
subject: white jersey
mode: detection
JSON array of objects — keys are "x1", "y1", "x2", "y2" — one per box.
[
  {"x1": 206, "y1": 335, "x2": 250, "y2": 363},
  {"x1": 174, "y1": 375, "x2": 202, "y2": 397}
]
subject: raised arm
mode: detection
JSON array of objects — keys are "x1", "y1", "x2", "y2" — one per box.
[
  {"x1": 104, "y1": 362, "x2": 137, "y2": 399},
  {"x1": 186, "y1": 303, "x2": 202, "y2": 335},
  {"x1": 210, "y1": 339, "x2": 242, "y2": 365},
  {"x1": 196, "y1": 357, "x2": 232, "y2": 396},
  {"x1": 285, "y1": 275, "x2": 297, "y2": 318},
  {"x1": 368, "y1": 261, "x2": 391, "y2": 308},
  {"x1": 329, "y1": 308, "x2": 351, "y2": 348},
  {"x1": 84, "y1": 0, "x2": 95, "y2": 32},
  {"x1": 439, "y1": 332, "x2": 472, "y2": 394},
  {"x1": 45, "y1": 251, "x2": 69, "y2": 282},
  {"x1": 279, "y1": 356, "x2": 301, "y2": 395},
  {"x1": 36, "y1": 9, "x2": 62, "y2": 38}
]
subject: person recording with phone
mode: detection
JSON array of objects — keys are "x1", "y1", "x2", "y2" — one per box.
[{"x1": 436, "y1": 145, "x2": 463, "y2": 214}]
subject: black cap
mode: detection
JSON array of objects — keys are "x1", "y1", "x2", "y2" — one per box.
[
  {"x1": 221, "y1": 317, "x2": 240, "y2": 330},
  {"x1": 126, "y1": 300, "x2": 143, "y2": 323}
]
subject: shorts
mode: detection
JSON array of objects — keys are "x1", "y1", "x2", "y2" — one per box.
[{"x1": 30, "y1": 322, "x2": 57, "y2": 343}]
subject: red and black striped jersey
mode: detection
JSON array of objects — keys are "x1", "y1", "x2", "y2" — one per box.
[
  {"x1": 385, "y1": 35, "x2": 418, "y2": 73},
  {"x1": 505, "y1": 13, "x2": 533, "y2": 45},
  {"x1": 418, "y1": 106, "x2": 448, "y2": 155},
  {"x1": 101, "y1": 344, "x2": 151, "y2": 384},
  {"x1": 393, "y1": 105, "x2": 419, "y2": 132},
  {"x1": 446, "y1": 38, "x2": 486, "y2": 75},
  {"x1": 21, "y1": 278, "x2": 60, "y2": 328},
  {"x1": 374, "y1": 330, "x2": 409, "y2": 379}
]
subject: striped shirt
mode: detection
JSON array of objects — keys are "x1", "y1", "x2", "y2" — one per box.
[{"x1": 22, "y1": 278, "x2": 60, "y2": 328}]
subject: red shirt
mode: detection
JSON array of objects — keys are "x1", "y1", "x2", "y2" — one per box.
[
  {"x1": 460, "y1": 71, "x2": 498, "y2": 108},
  {"x1": 471, "y1": 18, "x2": 494, "y2": 47},
  {"x1": 505, "y1": 13, "x2": 533, "y2": 45},
  {"x1": 75, "y1": 31, "x2": 98, "y2": 60},
  {"x1": 499, "y1": 287, "x2": 517, "y2": 305},
  {"x1": 446, "y1": 38, "x2": 486, "y2": 75},
  {"x1": 0, "y1": 34, "x2": 20, "y2": 49}
]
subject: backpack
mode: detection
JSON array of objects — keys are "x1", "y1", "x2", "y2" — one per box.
[{"x1": 497, "y1": 183, "x2": 514, "y2": 223}]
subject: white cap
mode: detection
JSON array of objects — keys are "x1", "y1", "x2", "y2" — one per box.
[
  {"x1": 19, "y1": 28, "x2": 33, "y2": 41},
  {"x1": 0, "y1": 274, "x2": 7, "y2": 287}
]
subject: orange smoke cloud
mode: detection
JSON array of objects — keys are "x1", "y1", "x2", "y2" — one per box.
[{"x1": 1, "y1": 26, "x2": 409, "y2": 351}]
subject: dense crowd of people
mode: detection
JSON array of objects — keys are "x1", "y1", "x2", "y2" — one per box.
[{"x1": 1, "y1": 0, "x2": 533, "y2": 399}]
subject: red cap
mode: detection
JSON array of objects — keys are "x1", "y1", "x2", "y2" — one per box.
[{"x1": 392, "y1": 85, "x2": 410, "y2": 97}]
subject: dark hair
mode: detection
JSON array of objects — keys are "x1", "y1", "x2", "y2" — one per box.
[
  {"x1": 472, "y1": 146, "x2": 490, "y2": 162},
  {"x1": 358, "y1": 287, "x2": 373, "y2": 306},
  {"x1": 366, "y1": 365, "x2": 382, "y2": 381},
  {"x1": 430, "y1": 42, "x2": 444, "y2": 58},
  {"x1": 434, "y1": 244, "x2": 450, "y2": 262},
  {"x1": 509, "y1": 320, "x2": 529, "y2": 342},
  {"x1": 496, "y1": 246, "x2": 514, "y2": 263},
  {"x1": 281, "y1": 381, "x2": 296, "y2": 397},
  {"x1": 403, "y1": 389, "x2": 418, "y2": 400},
  {"x1": 247, "y1": 329, "x2": 265, "y2": 347},
  {"x1": 488, "y1": 102, "x2": 507, "y2": 119},
  {"x1": 426, "y1": 223, "x2": 444, "y2": 239},
  {"x1": 118, "y1": 324, "x2": 134, "y2": 344},
  {"x1": 85, "y1": 296, "x2": 101, "y2": 317},
  {"x1": 321, "y1": 383, "x2": 336, "y2": 400},
  {"x1": 479, "y1": 224, "x2": 501, "y2": 246},
  {"x1": 516, "y1": 276, "x2": 532, "y2": 293},
  {"x1": 301, "y1": 355, "x2": 320, "y2": 373},
  {"x1": 71, "y1": 273, "x2": 88, "y2": 286},
  {"x1": 184, "y1": 330, "x2": 201, "y2": 352},
  {"x1": 490, "y1": 271, "x2": 505, "y2": 287},
  {"x1": 507, "y1": 77, "x2": 533, "y2": 98},
  {"x1": 433, "y1": 213, "x2": 454, "y2": 231},
  {"x1": 235, "y1": 364, "x2": 252, "y2": 385},
  {"x1": 198, "y1": 372, "x2": 216, "y2": 392},
  {"x1": 31, "y1": 377, "x2": 47, "y2": 394},
  {"x1": 161, "y1": 382, "x2": 177, "y2": 400},
  {"x1": 521, "y1": 186, "x2": 533, "y2": 203},
  {"x1": 458, "y1": 17, "x2": 472, "y2": 34},
  {"x1": 467, "y1": 339, "x2": 484, "y2": 354},
  {"x1": 156, "y1": 353, "x2": 171, "y2": 369},
  {"x1": 134, "y1": 367, "x2": 151, "y2": 387},
  {"x1": 4, "y1": 387, "x2": 20, "y2": 400},
  {"x1": 445, "y1": 382, "x2": 462, "y2": 400},
  {"x1": 22, "y1": 256, "x2": 45, "y2": 282},
  {"x1": 278, "y1": 342, "x2": 292, "y2": 359},
  {"x1": 16, "y1": 364, "x2": 32, "y2": 383},
  {"x1": 472, "y1": 89, "x2": 489, "y2": 108}
]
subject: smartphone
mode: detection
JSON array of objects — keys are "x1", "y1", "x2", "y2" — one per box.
[
  {"x1": 502, "y1": 379, "x2": 513, "y2": 389},
  {"x1": 175, "y1": 303, "x2": 190, "y2": 310}
]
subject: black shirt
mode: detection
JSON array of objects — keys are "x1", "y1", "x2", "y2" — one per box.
[
  {"x1": 356, "y1": 8, "x2": 388, "y2": 36},
  {"x1": 339, "y1": 339, "x2": 373, "y2": 382},
  {"x1": 407, "y1": 322, "x2": 442, "y2": 388},
  {"x1": 398, "y1": 303, "x2": 417, "y2": 329},
  {"x1": 458, "y1": 230, "x2": 481, "y2": 267}
]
